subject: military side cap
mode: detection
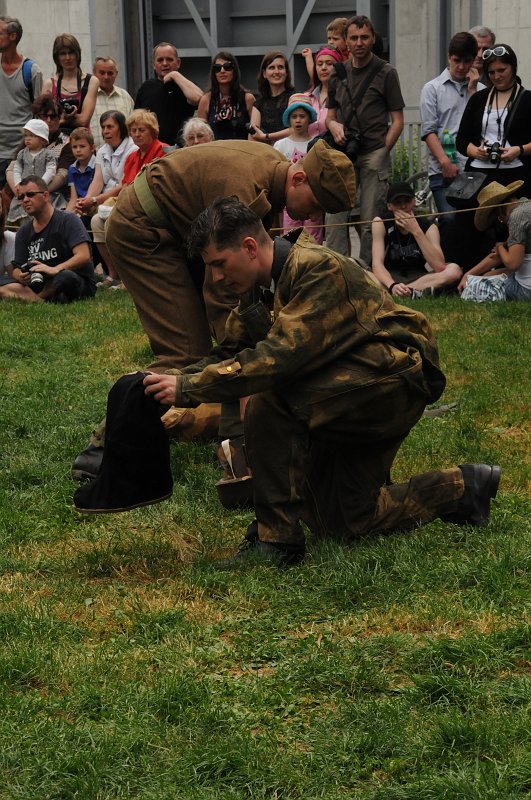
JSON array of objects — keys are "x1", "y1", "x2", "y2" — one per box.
[{"x1": 302, "y1": 139, "x2": 356, "y2": 213}]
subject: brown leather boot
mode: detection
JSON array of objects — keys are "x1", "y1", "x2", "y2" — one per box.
[{"x1": 161, "y1": 403, "x2": 221, "y2": 442}]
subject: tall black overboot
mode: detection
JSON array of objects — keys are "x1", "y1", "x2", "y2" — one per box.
[{"x1": 74, "y1": 372, "x2": 173, "y2": 513}]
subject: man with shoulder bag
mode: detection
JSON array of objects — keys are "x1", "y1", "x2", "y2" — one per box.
[{"x1": 326, "y1": 14, "x2": 404, "y2": 262}]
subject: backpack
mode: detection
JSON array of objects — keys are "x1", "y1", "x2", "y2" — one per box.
[{"x1": 22, "y1": 58, "x2": 34, "y2": 103}]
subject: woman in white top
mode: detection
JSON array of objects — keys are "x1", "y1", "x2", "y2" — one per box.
[
  {"x1": 76, "y1": 111, "x2": 137, "y2": 285},
  {"x1": 76, "y1": 111, "x2": 137, "y2": 216}
]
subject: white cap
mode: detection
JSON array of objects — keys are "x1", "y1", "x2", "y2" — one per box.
[{"x1": 23, "y1": 118, "x2": 49, "y2": 143}]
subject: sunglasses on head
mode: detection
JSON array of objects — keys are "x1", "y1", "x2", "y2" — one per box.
[
  {"x1": 482, "y1": 46, "x2": 510, "y2": 60},
  {"x1": 213, "y1": 62, "x2": 234, "y2": 73},
  {"x1": 18, "y1": 191, "x2": 45, "y2": 199}
]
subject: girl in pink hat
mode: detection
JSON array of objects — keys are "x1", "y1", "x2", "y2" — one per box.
[{"x1": 274, "y1": 94, "x2": 324, "y2": 243}]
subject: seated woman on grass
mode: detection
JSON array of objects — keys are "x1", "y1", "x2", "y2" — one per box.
[{"x1": 459, "y1": 179, "x2": 531, "y2": 301}]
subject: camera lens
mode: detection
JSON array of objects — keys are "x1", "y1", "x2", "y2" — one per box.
[{"x1": 29, "y1": 272, "x2": 44, "y2": 293}]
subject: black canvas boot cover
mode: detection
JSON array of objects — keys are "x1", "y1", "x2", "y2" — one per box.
[{"x1": 74, "y1": 372, "x2": 173, "y2": 513}]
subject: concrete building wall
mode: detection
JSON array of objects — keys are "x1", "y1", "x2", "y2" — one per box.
[
  {"x1": 0, "y1": 0, "x2": 124, "y2": 88},
  {"x1": 3, "y1": 0, "x2": 530, "y2": 117},
  {"x1": 395, "y1": 0, "x2": 531, "y2": 120}
]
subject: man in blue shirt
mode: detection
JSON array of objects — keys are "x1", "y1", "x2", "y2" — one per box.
[{"x1": 420, "y1": 32, "x2": 483, "y2": 219}]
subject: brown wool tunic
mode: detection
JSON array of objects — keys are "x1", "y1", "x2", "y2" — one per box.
[{"x1": 106, "y1": 141, "x2": 291, "y2": 371}]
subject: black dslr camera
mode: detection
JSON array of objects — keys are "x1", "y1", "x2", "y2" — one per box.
[
  {"x1": 308, "y1": 129, "x2": 363, "y2": 165},
  {"x1": 341, "y1": 130, "x2": 363, "y2": 164},
  {"x1": 59, "y1": 97, "x2": 79, "y2": 116},
  {"x1": 485, "y1": 141, "x2": 502, "y2": 164},
  {"x1": 19, "y1": 261, "x2": 44, "y2": 293}
]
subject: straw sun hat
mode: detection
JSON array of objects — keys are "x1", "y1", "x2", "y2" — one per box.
[{"x1": 474, "y1": 179, "x2": 524, "y2": 231}]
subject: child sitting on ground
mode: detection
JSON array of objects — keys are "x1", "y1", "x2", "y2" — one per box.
[
  {"x1": 7, "y1": 119, "x2": 57, "y2": 225},
  {"x1": 274, "y1": 93, "x2": 324, "y2": 243},
  {"x1": 66, "y1": 127, "x2": 96, "y2": 213}
]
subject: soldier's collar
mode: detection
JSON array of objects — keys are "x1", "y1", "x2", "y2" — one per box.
[{"x1": 270, "y1": 235, "x2": 295, "y2": 286}]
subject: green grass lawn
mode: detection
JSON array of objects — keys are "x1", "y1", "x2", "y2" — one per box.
[{"x1": 0, "y1": 291, "x2": 529, "y2": 799}]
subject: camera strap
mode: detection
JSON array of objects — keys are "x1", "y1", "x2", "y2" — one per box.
[
  {"x1": 333, "y1": 57, "x2": 385, "y2": 134},
  {"x1": 56, "y1": 71, "x2": 82, "y2": 100},
  {"x1": 56, "y1": 72, "x2": 90, "y2": 106},
  {"x1": 482, "y1": 83, "x2": 520, "y2": 146},
  {"x1": 501, "y1": 84, "x2": 524, "y2": 147}
]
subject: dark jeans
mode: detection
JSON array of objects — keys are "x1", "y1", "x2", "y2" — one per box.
[
  {"x1": 50, "y1": 270, "x2": 96, "y2": 303},
  {"x1": 429, "y1": 172, "x2": 456, "y2": 225}
]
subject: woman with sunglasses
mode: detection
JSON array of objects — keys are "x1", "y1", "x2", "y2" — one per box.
[
  {"x1": 197, "y1": 52, "x2": 254, "y2": 140},
  {"x1": 42, "y1": 34, "x2": 99, "y2": 131},
  {"x1": 457, "y1": 44, "x2": 531, "y2": 190},
  {"x1": 248, "y1": 51, "x2": 296, "y2": 145}
]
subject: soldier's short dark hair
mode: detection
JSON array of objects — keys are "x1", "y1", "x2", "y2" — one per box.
[
  {"x1": 188, "y1": 197, "x2": 266, "y2": 259},
  {"x1": 0, "y1": 16, "x2": 23, "y2": 44},
  {"x1": 448, "y1": 32, "x2": 478, "y2": 60},
  {"x1": 346, "y1": 15, "x2": 375, "y2": 35}
]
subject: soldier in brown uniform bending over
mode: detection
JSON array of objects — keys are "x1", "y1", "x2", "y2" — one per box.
[
  {"x1": 72, "y1": 139, "x2": 356, "y2": 482},
  {"x1": 135, "y1": 197, "x2": 499, "y2": 566}
]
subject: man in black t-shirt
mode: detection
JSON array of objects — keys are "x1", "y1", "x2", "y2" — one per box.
[
  {"x1": 134, "y1": 43, "x2": 202, "y2": 145},
  {"x1": 371, "y1": 181, "x2": 462, "y2": 298},
  {"x1": 0, "y1": 175, "x2": 95, "y2": 303}
]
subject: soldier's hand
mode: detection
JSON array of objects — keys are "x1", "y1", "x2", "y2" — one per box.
[{"x1": 143, "y1": 372, "x2": 177, "y2": 405}]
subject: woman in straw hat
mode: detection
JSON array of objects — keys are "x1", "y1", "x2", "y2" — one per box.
[{"x1": 458, "y1": 179, "x2": 531, "y2": 300}]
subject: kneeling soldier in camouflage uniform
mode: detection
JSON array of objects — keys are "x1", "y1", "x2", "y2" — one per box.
[{"x1": 136, "y1": 197, "x2": 499, "y2": 566}]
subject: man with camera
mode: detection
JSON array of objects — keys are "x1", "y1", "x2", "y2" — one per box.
[
  {"x1": 326, "y1": 14, "x2": 404, "y2": 263},
  {"x1": 0, "y1": 175, "x2": 96, "y2": 303}
]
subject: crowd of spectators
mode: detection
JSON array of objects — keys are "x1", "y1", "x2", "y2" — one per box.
[{"x1": 0, "y1": 13, "x2": 529, "y2": 305}]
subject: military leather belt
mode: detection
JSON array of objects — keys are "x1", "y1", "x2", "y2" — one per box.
[{"x1": 133, "y1": 169, "x2": 172, "y2": 228}]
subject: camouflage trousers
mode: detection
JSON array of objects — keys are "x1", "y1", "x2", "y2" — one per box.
[{"x1": 245, "y1": 372, "x2": 464, "y2": 545}]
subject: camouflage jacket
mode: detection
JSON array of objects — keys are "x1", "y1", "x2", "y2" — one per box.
[{"x1": 173, "y1": 232, "x2": 446, "y2": 409}]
